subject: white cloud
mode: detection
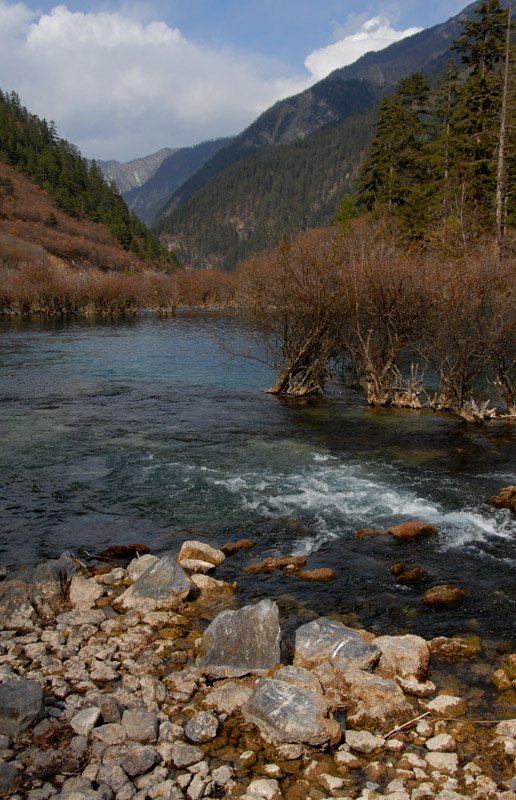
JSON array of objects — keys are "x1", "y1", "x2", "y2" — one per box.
[
  {"x1": 305, "y1": 16, "x2": 422, "y2": 81},
  {"x1": 0, "y1": 3, "x2": 422, "y2": 162},
  {"x1": 0, "y1": 2, "x2": 308, "y2": 160}
]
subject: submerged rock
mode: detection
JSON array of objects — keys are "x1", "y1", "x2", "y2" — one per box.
[
  {"x1": 242, "y1": 678, "x2": 341, "y2": 747},
  {"x1": 198, "y1": 598, "x2": 281, "y2": 678},
  {"x1": 490, "y1": 485, "x2": 516, "y2": 512},
  {"x1": 422, "y1": 585, "x2": 467, "y2": 609},
  {"x1": 429, "y1": 636, "x2": 480, "y2": 661},
  {"x1": 222, "y1": 539, "x2": 256, "y2": 555},
  {"x1": 293, "y1": 617, "x2": 380, "y2": 672},
  {"x1": 297, "y1": 568, "x2": 336, "y2": 581},
  {"x1": 114, "y1": 555, "x2": 192, "y2": 614},
  {"x1": 387, "y1": 521, "x2": 438, "y2": 541}
]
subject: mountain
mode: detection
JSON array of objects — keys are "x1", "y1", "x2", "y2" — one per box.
[
  {"x1": 95, "y1": 148, "x2": 177, "y2": 194},
  {"x1": 155, "y1": 2, "x2": 488, "y2": 269},
  {"x1": 158, "y1": 2, "x2": 481, "y2": 224},
  {"x1": 123, "y1": 137, "x2": 233, "y2": 226}
]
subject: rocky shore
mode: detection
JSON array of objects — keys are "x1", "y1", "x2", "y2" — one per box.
[{"x1": 0, "y1": 538, "x2": 516, "y2": 800}]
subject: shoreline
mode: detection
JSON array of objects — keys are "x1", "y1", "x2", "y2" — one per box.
[{"x1": 1, "y1": 542, "x2": 515, "y2": 800}]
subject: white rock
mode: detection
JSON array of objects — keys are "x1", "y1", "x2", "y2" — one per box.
[
  {"x1": 496, "y1": 719, "x2": 516, "y2": 739},
  {"x1": 319, "y1": 773, "x2": 344, "y2": 792},
  {"x1": 345, "y1": 730, "x2": 385, "y2": 753},
  {"x1": 69, "y1": 576, "x2": 104, "y2": 609},
  {"x1": 70, "y1": 707, "x2": 101, "y2": 736},
  {"x1": 425, "y1": 752, "x2": 459, "y2": 776},
  {"x1": 245, "y1": 778, "x2": 282, "y2": 800},
  {"x1": 127, "y1": 554, "x2": 159, "y2": 582},
  {"x1": 426, "y1": 734, "x2": 456, "y2": 752},
  {"x1": 334, "y1": 749, "x2": 361, "y2": 768},
  {"x1": 424, "y1": 695, "x2": 467, "y2": 718}
]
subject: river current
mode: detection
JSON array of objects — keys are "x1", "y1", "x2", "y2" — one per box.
[{"x1": 1, "y1": 310, "x2": 516, "y2": 651}]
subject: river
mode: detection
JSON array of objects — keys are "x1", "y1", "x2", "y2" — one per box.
[{"x1": 1, "y1": 310, "x2": 516, "y2": 654}]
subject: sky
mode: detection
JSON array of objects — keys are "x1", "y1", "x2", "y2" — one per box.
[{"x1": 0, "y1": 0, "x2": 468, "y2": 162}]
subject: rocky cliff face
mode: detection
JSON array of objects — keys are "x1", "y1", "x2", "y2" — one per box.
[{"x1": 95, "y1": 148, "x2": 177, "y2": 194}]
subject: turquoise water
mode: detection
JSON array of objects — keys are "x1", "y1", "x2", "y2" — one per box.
[{"x1": 1, "y1": 310, "x2": 516, "y2": 642}]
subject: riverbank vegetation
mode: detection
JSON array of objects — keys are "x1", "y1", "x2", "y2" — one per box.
[{"x1": 239, "y1": 220, "x2": 516, "y2": 422}]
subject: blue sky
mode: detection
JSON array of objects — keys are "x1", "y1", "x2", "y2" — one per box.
[{"x1": 0, "y1": 1, "x2": 468, "y2": 161}]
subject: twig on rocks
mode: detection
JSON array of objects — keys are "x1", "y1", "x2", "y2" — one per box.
[{"x1": 384, "y1": 712, "x2": 431, "y2": 738}]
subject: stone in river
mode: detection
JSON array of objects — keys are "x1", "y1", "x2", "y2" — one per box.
[
  {"x1": 198, "y1": 598, "x2": 280, "y2": 679},
  {"x1": 297, "y1": 568, "x2": 336, "y2": 581},
  {"x1": 0, "y1": 679, "x2": 44, "y2": 737},
  {"x1": 387, "y1": 521, "x2": 438, "y2": 541},
  {"x1": 242, "y1": 678, "x2": 341, "y2": 747},
  {"x1": 422, "y1": 584, "x2": 467, "y2": 609},
  {"x1": 114, "y1": 555, "x2": 192, "y2": 614},
  {"x1": 293, "y1": 617, "x2": 380, "y2": 672},
  {"x1": 374, "y1": 634, "x2": 430, "y2": 681},
  {"x1": 490, "y1": 485, "x2": 516, "y2": 512},
  {"x1": 222, "y1": 539, "x2": 256, "y2": 555},
  {"x1": 178, "y1": 540, "x2": 225, "y2": 567}
]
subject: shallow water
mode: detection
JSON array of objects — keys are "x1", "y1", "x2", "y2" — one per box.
[{"x1": 1, "y1": 310, "x2": 516, "y2": 647}]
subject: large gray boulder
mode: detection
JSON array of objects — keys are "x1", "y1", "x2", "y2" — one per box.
[
  {"x1": 198, "y1": 599, "x2": 281, "y2": 678},
  {"x1": 294, "y1": 617, "x2": 380, "y2": 672},
  {"x1": 114, "y1": 556, "x2": 192, "y2": 614},
  {"x1": 0, "y1": 679, "x2": 44, "y2": 738},
  {"x1": 28, "y1": 559, "x2": 69, "y2": 605},
  {"x1": 242, "y1": 678, "x2": 341, "y2": 746}
]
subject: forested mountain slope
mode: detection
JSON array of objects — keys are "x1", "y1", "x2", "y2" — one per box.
[{"x1": 155, "y1": 1, "x2": 497, "y2": 269}]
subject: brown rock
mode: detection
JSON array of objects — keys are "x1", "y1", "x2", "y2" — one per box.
[
  {"x1": 375, "y1": 634, "x2": 430, "y2": 681},
  {"x1": 97, "y1": 544, "x2": 150, "y2": 560},
  {"x1": 356, "y1": 528, "x2": 386, "y2": 540},
  {"x1": 178, "y1": 540, "x2": 225, "y2": 567},
  {"x1": 387, "y1": 521, "x2": 438, "y2": 541},
  {"x1": 429, "y1": 636, "x2": 480, "y2": 661},
  {"x1": 246, "y1": 558, "x2": 277, "y2": 575},
  {"x1": 490, "y1": 485, "x2": 516, "y2": 512},
  {"x1": 390, "y1": 563, "x2": 407, "y2": 576},
  {"x1": 422, "y1": 585, "x2": 467, "y2": 608},
  {"x1": 491, "y1": 668, "x2": 512, "y2": 691},
  {"x1": 397, "y1": 567, "x2": 427, "y2": 585},
  {"x1": 274, "y1": 556, "x2": 306, "y2": 570},
  {"x1": 222, "y1": 539, "x2": 256, "y2": 555},
  {"x1": 298, "y1": 568, "x2": 336, "y2": 582}
]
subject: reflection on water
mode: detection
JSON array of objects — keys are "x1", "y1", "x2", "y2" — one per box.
[{"x1": 1, "y1": 311, "x2": 516, "y2": 645}]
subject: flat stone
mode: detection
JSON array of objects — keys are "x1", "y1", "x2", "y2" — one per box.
[
  {"x1": 69, "y1": 575, "x2": 104, "y2": 609},
  {"x1": 297, "y1": 568, "x2": 336, "y2": 581},
  {"x1": 115, "y1": 556, "x2": 192, "y2": 614},
  {"x1": 70, "y1": 708, "x2": 101, "y2": 736},
  {"x1": 203, "y1": 682, "x2": 253, "y2": 714},
  {"x1": 222, "y1": 539, "x2": 255, "y2": 555},
  {"x1": 91, "y1": 723, "x2": 126, "y2": 745},
  {"x1": 425, "y1": 752, "x2": 459, "y2": 776},
  {"x1": 0, "y1": 679, "x2": 44, "y2": 737},
  {"x1": 274, "y1": 665, "x2": 322, "y2": 694},
  {"x1": 294, "y1": 617, "x2": 380, "y2": 672},
  {"x1": 185, "y1": 711, "x2": 218, "y2": 743},
  {"x1": 345, "y1": 730, "x2": 385, "y2": 753},
  {"x1": 334, "y1": 749, "x2": 362, "y2": 767},
  {"x1": 426, "y1": 734, "x2": 457, "y2": 752},
  {"x1": 396, "y1": 675, "x2": 436, "y2": 697},
  {"x1": 170, "y1": 742, "x2": 204, "y2": 768},
  {"x1": 56, "y1": 609, "x2": 106, "y2": 629},
  {"x1": 96, "y1": 763, "x2": 130, "y2": 792},
  {"x1": 178, "y1": 559, "x2": 215, "y2": 574},
  {"x1": 198, "y1": 599, "x2": 280, "y2": 679},
  {"x1": 375, "y1": 634, "x2": 430, "y2": 681},
  {"x1": 245, "y1": 778, "x2": 282, "y2": 800},
  {"x1": 178, "y1": 541, "x2": 225, "y2": 567},
  {"x1": 242, "y1": 678, "x2": 341, "y2": 747},
  {"x1": 127, "y1": 554, "x2": 159, "y2": 582},
  {"x1": 120, "y1": 744, "x2": 160, "y2": 776},
  {"x1": 429, "y1": 636, "x2": 480, "y2": 661},
  {"x1": 424, "y1": 695, "x2": 467, "y2": 718},
  {"x1": 122, "y1": 709, "x2": 159, "y2": 743}
]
